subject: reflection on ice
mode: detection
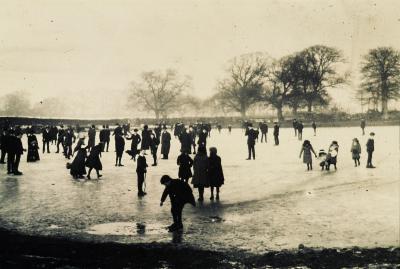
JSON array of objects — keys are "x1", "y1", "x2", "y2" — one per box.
[{"x1": 87, "y1": 222, "x2": 167, "y2": 236}]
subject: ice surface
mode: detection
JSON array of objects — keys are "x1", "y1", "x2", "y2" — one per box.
[{"x1": 0, "y1": 126, "x2": 398, "y2": 253}]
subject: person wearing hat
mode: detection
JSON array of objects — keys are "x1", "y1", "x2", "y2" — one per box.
[
  {"x1": 245, "y1": 123, "x2": 258, "y2": 160},
  {"x1": 160, "y1": 175, "x2": 196, "y2": 232},
  {"x1": 87, "y1": 125, "x2": 96, "y2": 152},
  {"x1": 273, "y1": 122, "x2": 280, "y2": 145},
  {"x1": 366, "y1": 132, "x2": 375, "y2": 168},
  {"x1": 259, "y1": 121, "x2": 268, "y2": 143},
  {"x1": 136, "y1": 150, "x2": 148, "y2": 196},
  {"x1": 41, "y1": 126, "x2": 51, "y2": 154},
  {"x1": 27, "y1": 128, "x2": 40, "y2": 162},
  {"x1": 161, "y1": 126, "x2": 171, "y2": 159},
  {"x1": 99, "y1": 125, "x2": 107, "y2": 152},
  {"x1": 126, "y1": 128, "x2": 141, "y2": 161},
  {"x1": 56, "y1": 125, "x2": 65, "y2": 154}
]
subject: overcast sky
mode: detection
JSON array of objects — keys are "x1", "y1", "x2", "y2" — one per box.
[{"x1": 0, "y1": 0, "x2": 399, "y2": 116}]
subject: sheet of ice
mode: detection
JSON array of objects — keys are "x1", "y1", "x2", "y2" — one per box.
[{"x1": 0, "y1": 126, "x2": 398, "y2": 253}]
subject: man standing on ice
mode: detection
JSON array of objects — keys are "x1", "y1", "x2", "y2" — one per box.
[
  {"x1": 366, "y1": 132, "x2": 375, "y2": 168},
  {"x1": 245, "y1": 123, "x2": 258, "y2": 160},
  {"x1": 361, "y1": 119, "x2": 366, "y2": 135},
  {"x1": 160, "y1": 175, "x2": 196, "y2": 232},
  {"x1": 273, "y1": 122, "x2": 280, "y2": 145}
]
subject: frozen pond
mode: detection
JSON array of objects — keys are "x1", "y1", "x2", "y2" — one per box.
[{"x1": 0, "y1": 126, "x2": 398, "y2": 253}]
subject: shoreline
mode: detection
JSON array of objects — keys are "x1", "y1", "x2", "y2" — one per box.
[{"x1": 0, "y1": 228, "x2": 399, "y2": 268}]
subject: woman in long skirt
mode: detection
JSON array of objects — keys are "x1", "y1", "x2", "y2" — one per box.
[
  {"x1": 86, "y1": 142, "x2": 103, "y2": 179},
  {"x1": 299, "y1": 140, "x2": 317, "y2": 171},
  {"x1": 68, "y1": 138, "x2": 87, "y2": 179},
  {"x1": 191, "y1": 146, "x2": 209, "y2": 201},
  {"x1": 27, "y1": 129, "x2": 40, "y2": 162},
  {"x1": 208, "y1": 147, "x2": 224, "y2": 200},
  {"x1": 177, "y1": 150, "x2": 193, "y2": 183}
]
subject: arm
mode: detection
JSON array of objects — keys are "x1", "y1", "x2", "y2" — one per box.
[
  {"x1": 311, "y1": 146, "x2": 317, "y2": 157},
  {"x1": 299, "y1": 147, "x2": 304, "y2": 158},
  {"x1": 160, "y1": 187, "x2": 169, "y2": 205}
]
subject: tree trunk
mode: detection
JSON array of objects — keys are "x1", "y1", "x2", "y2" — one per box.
[
  {"x1": 155, "y1": 110, "x2": 160, "y2": 121},
  {"x1": 240, "y1": 110, "x2": 246, "y2": 119},
  {"x1": 277, "y1": 106, "x2": 284, "y2": 122},
  {"x1": 307, "y1": 101, "x2": 312, "y2": 112},
  {"x1": 292, "y1": 106, "x2": 298, "y2": 117},
  {"x1": 381, "y1": 97, "x2": 388, "y2": 119}
]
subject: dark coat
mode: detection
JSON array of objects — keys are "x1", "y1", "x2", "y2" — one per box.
[
  {"x1": 273, "y1": 125, "x2": 280, "y2": 136},
  {"x1": 150, "y1": 136, "x2": 160, "y2": 153},
  {"x1": 366, "y1": 138, "x2": 374, "y2": 152},
  {"x1": 297, "y1": 123, "x2": 304, "y2": 132},
  {"x1": 99, "y1": 129, "x2": 107, "y2": 142},
  {"x1": 27, "y1": 135, "x2": 40, "y2": 162},
  {"x1": 161, "y1": 131, "x2": 171, "y2": 155},
  {"x1": 57, "y1": 129, "x2": 65, "y2": 142},
  {"x1": 136, "y1": 155, "x2": 148, "y2": 173},
  {"x1": 115, "y1": 135, "x2": 125, "y2": 154},
  {"x1": 179, "y1": 132, "x2": 192, "y2": 153},
  {"x1": 197, "y1": 131, "x2": 207, "y2": 147},
  {"x1": 69, "y1": 148, "x2": 87, "y2": 176},
  {"x1": 86, "y1": 144, "x2": 102, "y2": 170},
  {"x1": 177, "y1": 153, "x2": 193, "y2": 179},
  {"x1": 8, "y1": 136, "x2": 24, "y2": 155},
  {"x1": 208, "y1": 155, "x2": 224, "y2": 187},
  {"x1": 245, "y1": 128, "x2": 258, "y2": 145},
  {"x1": 126, "y1": 133, "x2": 141, "y2": 155},
  {"x1": 160, "y1": 179, "x2": 196, "y2": 207},
  {"x1": 141, "y1": 129, "x2": 151, "y2": 150},
  {"x1": 192, "y1": 153, "x2": 209, "y2": 188},
  {"x1": 88, "y1": 128, "x2": 96, "y2": 147}
]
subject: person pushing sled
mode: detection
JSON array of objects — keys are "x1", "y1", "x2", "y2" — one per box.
[{"x1": 160, "y1": 175, "x2": 196, "y2": 232}]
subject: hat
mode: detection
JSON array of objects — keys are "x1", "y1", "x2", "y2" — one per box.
[
  {"x1": 133, "y1": 128, "x2": 138, "y2": 132},
  {"x1": 160, "y1": 175, "x2": 172, "y2": 184}
]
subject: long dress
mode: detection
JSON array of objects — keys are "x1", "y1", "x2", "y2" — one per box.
[
  {"x1": 301, "y1": 144, "x2": 315, "y2": 164},
  {"x1": 86, "y1": 144, "x2": 102, "y2": 170},
  {"x1": 69, "y1": 148, "x2": 87, "y2": 177},
  {"x1": 27, "y1": 135, "x2": 40, "y2": 162},
  {"x1": 191, "y1": 153, "x2": 209, "y2": 188},
  {"x1": 351, "y1": 142, "x2": 361, "y2": 160},
  {"x1": 177, "y1": 153, "x2": 193, "y2": 179},
  {"x1": 208, "y1": 155, "x2": 224, "y2": 187}
]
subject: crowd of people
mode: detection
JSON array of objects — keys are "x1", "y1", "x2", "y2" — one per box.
[{"x1": 0, "y1": 119, "x2": 376, "y2": 231}]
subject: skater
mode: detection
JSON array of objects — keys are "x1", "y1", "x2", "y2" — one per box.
[
  {"x1": 141, "y1": 125, "x2": 151, "y2": 154},
  {"x1": 326, "y1": 141, "x2": 339, "y2": 170},
  {"x1": 99, "y1": 125, "x2": 107, "y2": 152},
  {"x1": 0, "y1": 128, "x2": 9, "y2": 164},
  {"x1": 115, "y1": 132, "x2": 125, "y2": 166},
  {"x1": 67, "y1": 138, "x2": 87, "y2": 179},
  {"x1": 361, "y1": 119, "x2": 366, "y2": 135},
  {"x1": 189, "y1": 126, "x2": 197, "y2": 154},
  {"x1": 297, "y1": 121, "x2": 304, "y2": 140},
  {"x1": 299, "y1": 140, "x2": 317, "y2": 171},
  {"x1": 366, "y1": 132, "x2": 375, "y2": 168},
  {"x1": 312, "y1": 121, "x2": 317, "y2": 136},
  {"x1": 27, "y1": 129, "x2": 40, "y2": 162},
  {"x1": 208, "y1": 147, "x2": 224, "y2": 200},
  {"x1": 56, "y1": 126, "x2": 65, "y2": 153},
  {"x1": 192, "y1": 146, "x2": 209, "y2": 202},
  {"x1": 126, "y1": 129, "x2": 141, "y2": 161},
  {"x1": 161, "y1": 127, "x2": 171, "y2": 159},
  {"x1": 318, "y1": 149, "x2": 328, "y2": 171},
  {"x1": 86, "y1": 142, "x2": 103, "y2": 179},
  {"x1": 63, "y1": 128, "x2": 75, "y2": 159},
  {"x1": 177, "y1": 150, "x2": 193, "y2": 183},
  {"x1": 273, "y1": 122, "x2": 280, "y2": 145},
  {"x1": 228, "y1": 125, "x2": 232, "y2": 134},
  {"x1": 217, "y1": 124, "x2": 222, "y2": 134},
  {"x1": 104, "y1": 125, "x2": 111, "y2": 152},
  {"x1": 179, "y1": 128, "x2": 192, "y2": 154},
  {"x1": 197, "y1": 128, "x2": 208, "y2": 149},
  {"x1": 42, "y1": 126, "x2": 51, "y2": 153},
  {"x1": 136, "y1": 151, "x2": 148, "y2": 196},
  {"x1": 292, "y1": 119, "x2": 298, "y2": 136},
  {"x1": 260, "y1": 121, "x2": 268, "y2": 143},
  {"x1": 87, "y1": 125, "x2": 96, "y2": 152},
  {"x1": 351, "y1": 138, "x2": 361, "y2": 167},
  {"x1": 150, "y1": 131, "x2": 160, "y2": 166},
  {"x1": 8, "y1": 129, "x2": 25, "y2": 175},
  {"x1": 160, "y1": 175, "x2": 196, "y2": 232},
  {"x1": 245, "y1": 124, "x2": 257, "y2": 160}
]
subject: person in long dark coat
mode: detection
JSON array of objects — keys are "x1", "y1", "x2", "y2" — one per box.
[
  {"x1": 115, "y1": 133, "x2": 125, "y2": 166},
  {"x1": 366, "y1": 132, "x2": 375, "y2": 168},
  {"x1": 179, "y1": 128, "x2": 192, "y2": 154},
  {"x1": 86, "y1": 142, "x2": 103, "y2": 179},
  {"x1": 361, "y1": 119, "x2": 366, "y2": 136},
  {"x1": 161, "y1": 127, "x2": 171, "y2": 159},
  {"x1": 99, "y1": 125, "x2": 107, "y2": 152},
  {"x1": 63, "y1": 128, "x2": 75, "y2": 159},
  {"x1": 245, "y1": 124, "x2": 258, "y2": 160},
  {"x1": 197, "y1": 128, "x2": 208, "y2": 150},
  {"x1": 208, "y1": 147, "x2": 224, "y2": 200},
  {"x1": 292, "y1": 119, "x2": 298, "y2": 137},
  {"x1": 150, "y1": 131, "x2": 160, "y2": 166},
  {"x1": 160, "y1": 175, "x2": 196, "y2": 232},
  {"x1": 56, "y1": 126, "x2": 65, "y2": 153},
  {"x1": 351, "y1": 138, "x2": 361, "y2": 167},
  {"x1": 136, "y1": 151, "x2": 148, "y2": 196},
  {"x1": 141, "y1": 125, "x2": 151, "y2": 153},
  {"x1": 8, "y1": 130, "x2": 24, "y2": 175},
  {"x1": 312, "y1": 121, "x2": 317, "y2": 136},
  {"x1": 27, "y1": 129, "x2": 40, "y2": 162},
  {"x1": 42, "y1": 126, "x2": 51, "y2": 153},
  {"x1": 191, "y1": 146, "x2": 209, "y2": 202},
  {"x1": 297, "y1": 121, "x2": 304, "y2": 141},
  {"x1": 68, "y1": 138, "x2": 87, "y2": 179},
  {"x1": 105, "y1": 125, "x2": 111, "y2": 152},
  {"x1": 177, "y1": 151, "x2": 193, "y2": 183},
  {"x1": 126, "y1": 129, "x2": 141, "y2": 161},
  {"x1": 260, "y1": 121, "x2": 268, "y2": 143},
  {"x1": 0, "y1": 128, "x2": 9, "y2": 164},
  {"x1": 87, "y1": 125, "x2": 96, "y2": 152},
  {"x1": 273, "y1": 122, "x2": 280, "y2": 145}
]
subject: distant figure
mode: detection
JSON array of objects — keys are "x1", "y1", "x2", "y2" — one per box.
[
  {"x1": 27, "y1": 129, "x2": 40, "y2": 162},
  {"x1": 312, "y1": 121, "x2": 317, "y2": 136},
  {"x1": 161, "y1": 127, "x2": 171, "y2": 159},
  {"x1": 361, "y1": 119, "x2": 366, "y2": 135},
  {"x1": 42, "y1": 126, "x2": 51, "y2": 153},
  {"x1": 273, "y1": 122, "x2": 280, "y2": 145},
  {"x1": 192, "y1": 146, "x2": 209, "y2": 202},
  {"x1": 297, "y1": 121, "x2": 304, "y2": 140},
  {"x1": 104, "y1": 125, "x2": 111, "y2": 152},
  {"x1": 63, "y1": 128, "x2": 75, "y2": 159},
  {"x1": 189, "y1": 126, "x2": 197, "y2": 154},
  {"x1": 8, "y1": 130, "x2": 25, "y2": 175},
  {"x1": 141, "y1": 125, "x2": 151, "y2": 154},
  {"x1": 299, "y1": 140, "x2": 317, "y2": 171},
  {"x1": 228, "y1": 125, "x2": 232, "y2": 134},
  {"x1": 0, "y1": 128, "x2": 8, "y2": 164},
  {"x1": 245, "y1": 124, "x2": 258, "y2": 160},
  {"x1": 126, "y1": 129, "x2": 141, "y2": 161},
  {"x1": 179, "y1": 128, "x2": 192, "y2": 154},
  {"x1": 136, "y1": 151, "x2": 148, "y2": 196},
  {"x1": 260, "y1": 121, "x2": 268, "y2": 143},
  {"x1": 86, "y1": 142, "x2": 103, "y2": 179},
  {"x1": 160, "y1": 175, "x2": 196, "y2": 232},
  {"x1": 99, "y1": 125, "x2": 107, "y2": 152},
  {"x1": 292, "y1": 119, "x2": 298, "y2": 136},
  {"x1": 67, "y1": 138, "x2": 87, "y2": 179},
  {"x1": 87, "y1": 125, "x2": 96, "y2": 152},
  {"x1": 56, "y1": 126, "x2": 65, "y2": 153},
  {"x1": 366, "y1": 132, "x2": 375, "y2": 168},
  {"x1": 318, "y1": 149, "x2": 328, "y2": 171},
  {"x1": 326, "y1": 141, "x2": 339, "y2": 170},
  {"x1": 177, "y1": 150, "x2": 193, "y2": 183},
  {"x1": 217, "y1": 124, "x2": 222, "y2": 134},
  {"x1": 150, "y1": 131, "x2": 160, "y2": 166},
  {"x1": 208, "y1": 147, "x2": 224, "y2": 200},
  {"x1": 197, "y1": 128, "x2": 208, "y2": 149},
  {"x1": 115, "y1": 133, "x2": 125, "y2": 166},
  {"x1": 351, "y1": 138, "x2": 361, "y2": 167}
]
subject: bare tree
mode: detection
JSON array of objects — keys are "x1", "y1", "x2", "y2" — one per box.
[
  {"x1": 216, "y1": 53, "x2": 270, "y2": 118},
  {"x1": 128, "y1": 69, "x2": 191, "y2": 120},
  {"x1": 0, "y1": 91, "x2": 31, "y2": 116},
  {"x1": 360, "y1": 47, "x2": 400, "y2": 118}
]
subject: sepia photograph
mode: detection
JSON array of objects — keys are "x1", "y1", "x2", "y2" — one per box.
[{"x1": 0, "y1": 0, "x2": 399, "y2": 268}]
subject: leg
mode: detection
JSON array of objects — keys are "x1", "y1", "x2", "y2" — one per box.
[
  {"x1": 137, "y1": 172, "x2": 144, "y2": 195},
  {"x1": 216, "y1": 187, "x2": 220, "y2": 200},
  {"x1": 252, "y1": 145, "x2": 255, "y2": 160},
  {"x1": 247, "y1": 144, "x2": 251, "y2": 159},
  {"x1": 13, "y1": 154, "x2": 21, "y2": 174},
  {"x1": 87, "y1": 168, "x2": 92, "y2": 179},
  {"x1": 210, "y1": 187, "x2": 214, "y2": 200},
  {"x1": 198, "y1": 187, "x2": 204, "y2": 201},
  {"x1": 0, "y1": 150, "x2": 6, "y2": 163},
  {"x1": 310, "y1": 162, "x2": 313, "y2": 170}
]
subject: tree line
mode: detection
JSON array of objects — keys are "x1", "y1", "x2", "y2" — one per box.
[{"x1": 128, "y1": 45, "x2": 400, "y2": 120}]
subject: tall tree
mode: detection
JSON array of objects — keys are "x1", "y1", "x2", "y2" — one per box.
[
  {"x1": 216, "y1": 53, "x2": 270, "y2": 118},
  {"x1": 0, "y1": 91, "x2": 31, "y2": 116},
  {"x1": 299, "y1": 45, "x2": 346, "y2": 112},
  {"x1": 360, "y1": 47, "x2": 400, "y2": 118},
  {"x1": 128, "y1": 69, "x2": 191, "y2": 120}
]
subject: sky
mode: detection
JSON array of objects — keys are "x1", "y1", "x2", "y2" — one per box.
[{"x1": 0, "y1": 0, "x2": 399, "y2": 117}]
